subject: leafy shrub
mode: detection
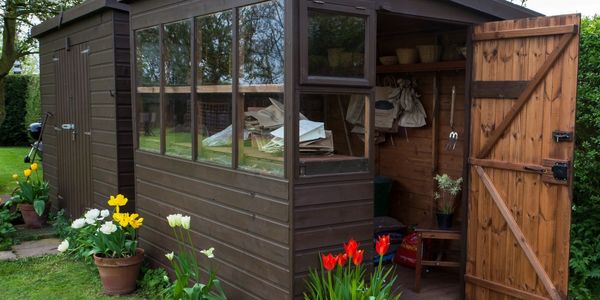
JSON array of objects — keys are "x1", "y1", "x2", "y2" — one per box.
[
  {"x1": 24, "y1": 75, "x2": 41, "y2": 128},
  {"x1": 569, "y1": 16, "x2": 600, "y2": 299},
  {"x1": 139, "y1": 267, "x2": 170, "y2": 298},
  {"x1": 0, "y1": 207, "x2": 17, "y2": 251},
  {"x1": 0, "y1": 75, "x2": 33, "y2": 146}
]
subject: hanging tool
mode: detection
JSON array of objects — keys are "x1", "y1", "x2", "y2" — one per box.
[{"x1": 446, "y1": 85, "x2": 458, "y2": 150}]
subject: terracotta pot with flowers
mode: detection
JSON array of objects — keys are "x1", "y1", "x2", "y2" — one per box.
[
  {"x1": 4, "y1": 163, "x2": 49, "y2": 228},
  {"x1": 57, "y1": 194, "x2": 144, "y2": 295},
  {"x1": 434, "y1": 174, "x2": 463, "y2": 229}
]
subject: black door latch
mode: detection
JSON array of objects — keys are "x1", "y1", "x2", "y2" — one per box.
[
  {"x1": 552, "y1": 162, "x2": 569, "y2": 181},
  {"x1": 552, "y1": 131, "x2": 573, "y2": 143}
]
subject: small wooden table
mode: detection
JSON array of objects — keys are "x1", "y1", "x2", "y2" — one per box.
[{"x1": 414, "y1": 227, "x2": 461, "y2": 292}]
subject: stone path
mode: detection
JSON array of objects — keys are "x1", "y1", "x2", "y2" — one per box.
[{"x1": 0, "y1": 238, "x2": 61, "y2": 262}]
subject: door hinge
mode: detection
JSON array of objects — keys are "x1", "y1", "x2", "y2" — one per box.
[
  {"x1": 552, "y1": 131, "x2": 573, "y2": 143},
  {"x1": 551, "y1": 162, "x2": 569, "y2": 181}
]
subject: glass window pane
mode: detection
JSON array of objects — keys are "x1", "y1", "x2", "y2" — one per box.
[
  {"x1": 238, "y1": 0, "x2": 285, "y2": 177},
  {"x1": 196, "y1": 11, "x2": 233, "y2": 167},
  {"x1": 299, "y1": 93, "x2": 369, "y2": 176},
  {"x1": 308, "y1": 9, "x2": 365, "y2": 78},
  {"x1": 136, "y1": 26, "x2": 161, "y2": 153},
  {"x1": 164, "y1": 20, "x2": 192, "y2": 159}
]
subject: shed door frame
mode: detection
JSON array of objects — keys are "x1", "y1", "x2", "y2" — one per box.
[{"x1": 464, "y1": 15, "x2": 579, "y2": 300}]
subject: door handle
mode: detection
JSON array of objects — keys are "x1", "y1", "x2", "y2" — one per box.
[{"x1": 83, "y1": 131, "x2": 91, "y2": 136}]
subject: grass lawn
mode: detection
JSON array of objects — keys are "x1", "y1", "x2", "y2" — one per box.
[
  {"x1": 0, "y1": 255, "x2": 146, "y2": 300},
  {"x1": 0, "y1": 147, "x2": 32, "y2": 195}
]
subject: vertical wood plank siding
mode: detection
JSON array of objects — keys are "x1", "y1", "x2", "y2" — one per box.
[{"x1": 36, "y1": 6, "x2": 134, "y2": 217}]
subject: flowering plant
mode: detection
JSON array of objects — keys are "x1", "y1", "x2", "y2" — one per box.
[
  {"x1": 57, "y1": 194, "x2": 143, "y2": 258},
  {"x1": 163, "y1": 213, "x2": 227, "y2": 300},
  {"x1": 304, "y1": 236, "x2": 401, "y2": 300},
  {"x1": 4, "y1": 163, "x2": 49, "y2": 216},
  {"x1": 434, "y1": 174, "x2": 463, "y2": 214}
]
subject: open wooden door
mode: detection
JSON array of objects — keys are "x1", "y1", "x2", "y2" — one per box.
[{"x1": 466, "y1": 15, "x2": 580, "y2": 300}]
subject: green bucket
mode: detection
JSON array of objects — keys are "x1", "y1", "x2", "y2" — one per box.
[{"x1": 374, "y1": 176, "x2": 393, "y2": 217}]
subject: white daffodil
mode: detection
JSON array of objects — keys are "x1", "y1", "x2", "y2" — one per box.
[
  {"x1": 100, "y1": 209, "x2": 110, "y2": 219},
  {"x1": 57, "y1": 240, "x2": 69, "y2": 253},
  {"x1": 71, "y1": 218, "x2": 86, "y2": 229},
  {"x1": 166, "y1": 214, "x2": 183, "y2": 228},
  {"x1": 200, "y1": 247, "x2": 215, "y2": 259},
  {"x1": 165, "y1": 252, "x2": 174, "y2": 261},
  {"x1": 99, "y1": 221, "x2": 117, "y2": 235},
  {"x1": 181, "y1": 215, "x2": 191, "y2": 229}
]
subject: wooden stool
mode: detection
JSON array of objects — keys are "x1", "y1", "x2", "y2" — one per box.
[{"x1": 414, "y1": 227, "x2": 461, "y2": 292}]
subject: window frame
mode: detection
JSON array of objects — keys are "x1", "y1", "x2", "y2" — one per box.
[
  {"x1": 132, "y1": 0, "x2": 288, "y2": 179},
  {"x1": 299, "y1": 0, "x2": 376, "y2": 87}
]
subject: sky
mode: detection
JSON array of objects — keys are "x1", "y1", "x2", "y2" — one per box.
[{"x1": 524, "y1": 0, "x2": 600, "y2": 16}]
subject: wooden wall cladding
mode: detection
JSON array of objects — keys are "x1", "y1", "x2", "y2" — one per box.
[
  {"x1": 37, "y1": 8, "x2": 134, "y2": 217},
  {"x1": 134, "y1": 152, "x2": 291, "y2": 300},
  {"x1": 375, "y1": 28, "x2": 467, "y2": 228}
]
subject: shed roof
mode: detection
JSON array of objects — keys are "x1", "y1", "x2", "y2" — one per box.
[{"x1": 32, "y1": 0, "x2": 129, "y2": 38}]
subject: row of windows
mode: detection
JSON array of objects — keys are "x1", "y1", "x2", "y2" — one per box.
[{"x1": 135, "y1": 0, "x2": 285, "y2": 177}]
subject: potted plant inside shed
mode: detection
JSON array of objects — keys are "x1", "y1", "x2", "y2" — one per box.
[
  {"x1": 4, "y1": 163, "x2": 49, "y2": 228},
  {"x1": 58, "y1": 194, "x2": 145, "y2": 295},
  {"x1": 434, "y1": 174, "x2": 463, "y2": 230}
]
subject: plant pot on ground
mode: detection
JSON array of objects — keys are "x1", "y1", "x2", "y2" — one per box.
[
  {"x1": 3, "y1": 163, "x2": 49, "y2": 228},
  {"x1": 434, "y1": 174, "x2": 463, "y2": 230},
  {"x1": 18, "y1": 203, "x2": 48, "y2": 228},
  {"x1": 94, "y1": 248, "x2": 145, "y2": 295},
  {"x1": 57, "y1": 194, "x2": 145, "y2": 295}
]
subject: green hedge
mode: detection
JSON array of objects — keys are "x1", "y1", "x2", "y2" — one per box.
[
  {"x1": 570, "y1": 16, "x2": 600, "y2": 299},
  {"x1": 0, "y1": 75, "x2": 36, "y2": 146}
]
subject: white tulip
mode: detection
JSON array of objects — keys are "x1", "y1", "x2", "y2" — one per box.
[
  {"x1": 85, "y1": 208, "x2": 100, "y2": 220},
  {"x1": 181, "y1": 215, "x2": 191, "y2": 229},
  {"x1": 99, "y1": 221, "x2": 117, "y2": 235},
  {"x1": 57, "y1": 240, "x2": 69, "y2": 253},
  {"x1": 165, "y1": 252, "x2": 174, "y2": 261},
  {"x1": 200, "y1": 247, "x2": 215, "y2": 259},
  {"x1": 166, "y1": 214, "x2": 183, "y2": 228},
  {"x1": 100, "y1": 209, "x2": 110, "y2": 219},
  {"x1": 71, "y1": 218, "x2": 86, "y2": 229}
]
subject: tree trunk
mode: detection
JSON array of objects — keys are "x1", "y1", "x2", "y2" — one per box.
[{"x1": 0, "y1": 77, "x2": 5, "y2": 127}]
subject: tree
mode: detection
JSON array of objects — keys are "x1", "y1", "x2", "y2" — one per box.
[{"x1": 0, "y1": 0, "x2": 83, "y2": 126}]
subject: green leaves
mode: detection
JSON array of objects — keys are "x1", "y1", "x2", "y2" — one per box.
[{"x1": 33, "y1": 199, "x2": 45, "y2": 216}]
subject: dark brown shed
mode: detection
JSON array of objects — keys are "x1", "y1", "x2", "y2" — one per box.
[
  {"x1": 32, "y1": 0, "x2": 134, "y2": 217},
  {"x1": 38, "y1": 0, "x2": 579, "y2": 299}
]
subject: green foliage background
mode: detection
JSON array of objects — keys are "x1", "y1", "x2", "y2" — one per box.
[
  {"x1": 0, "y1": 75, "x2": 33, "y2": 146},
  {"x1": 570, "y1": 15, "x2": 600, "y2": 299}
]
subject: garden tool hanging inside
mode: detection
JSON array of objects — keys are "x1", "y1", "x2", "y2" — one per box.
[
  {"x1": 397, "y1": 78, "x2": 427, "y2": 141},
  {"x1": 446, "y1": 85, "x2": 458, "y2": 150}
]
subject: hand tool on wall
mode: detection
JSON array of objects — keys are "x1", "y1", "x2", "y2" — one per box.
[{"x1": 445, "y1": 85, "x2": 458, "y2": 151}]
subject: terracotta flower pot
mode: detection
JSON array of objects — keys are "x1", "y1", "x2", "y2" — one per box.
[
  {"x1": 94, "y1": 248, "x2": 145, "y2": 295},
  {"x1": 18, "y1": 203, "x2": 48, "y2": 228}
]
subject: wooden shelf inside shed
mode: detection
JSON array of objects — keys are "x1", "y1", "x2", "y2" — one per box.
[
  {"x1": 136, "y1": 84, "x2": 283, "y2": 94},
  {"x1": 376, "y1": 60, "x2": 466, "y2": 74}
]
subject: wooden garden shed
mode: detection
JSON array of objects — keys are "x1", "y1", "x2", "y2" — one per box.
[
  {"x1": 32, "y1": 0, "x2": 134, "y2": 217},
  {"x1": 36, "y1": 0, "x2": 580, "y2": 299}
]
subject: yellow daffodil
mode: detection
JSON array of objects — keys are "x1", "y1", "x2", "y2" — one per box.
[
  {"x1": 115, "y1": 212, "x2": 130, "y2": 228},
  {"x1": 108, "y1": 194, "x2": 128, "y2": 207},
  {"x1": 23, "y1": 169, "x2": 32, "y2": 177},
  {"x1": 129, "y1": 213, "x2": 143, "y2": 229},
  {"x1": 11, "y1": 174, "x2": 18, "y2": 181},
  {"x1": 30, "y1": 163, "x2": 39, "y2": 171}
]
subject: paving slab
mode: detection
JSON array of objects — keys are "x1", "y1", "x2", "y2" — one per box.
[
  {"x1": 0, "y1": 251, "x2": 17, "y2": 261},
  {"x1": 12, "y1": 238, "x2": 61, "y2": 258}
]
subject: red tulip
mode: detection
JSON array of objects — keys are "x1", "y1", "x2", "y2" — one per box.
[
  {"x1": 376, "y1": 234, "x2": 391, "y2": 256},
  {"x1": 335, "y1": 253, "x2": 348, "y2": 267},
  {"x1": 322, "y1": 253, "x2": 336, "y2": 271},
  {"x1": 353, "y1": 249, "x2": 364, "y2": 266},
  {"x1": 344, "y1": 239, "x2": 359, "y2": 258}
]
